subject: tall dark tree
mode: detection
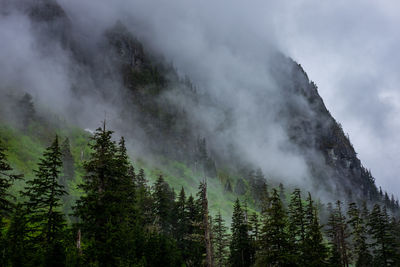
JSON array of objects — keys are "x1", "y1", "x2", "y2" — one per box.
[
  {"x1": 326, "y1": 201, "x2": 350, "y2": 267},
  {"x1": 303, "y1": 193, "x2": 328, "y2": 266},
  {"x1": 229, "y1": 198, "x2": 253, "y2": 267},
  {"x1": 153, "y1": 175, "x2": 175, "y2": 233},
  {"x1": 185, "y1": 194, "x2": 205, "y2": 266},
  {"x1": 0, "y1": 139, "x2": 22, "y2": 219},
  {"x1": 173, "y1": 187, "x2": 188, "y2": 252},
  {"x1": 347, "y1": 202, "x2": 372, "y2": 266},
  {"x1": 249, "y1": 212, "x2": 260, "y2": 243},
  {"x1": 257, "y1": 188, "x2": 294, "y2": 266},
  {"x1": 21, "y1": 135, "x2": 67, "y2": 266},
  {"x1": 288, "y1": 188, "x2": 306, "y2": 262},
  {"x1": 73, "y1": 125, "x2": 135, "y2": 266},
  {"x1": 368, "y1": 204, "x2": 399, "y2": 266},
  {"x1": 197, "y1": 181, "x2": 214, "y2": 267},
  {"x1": 5, "y1": 204, "x2": 31, "y2": 267},
  {"x1": 213, "y1": 210, "x2": 229, "y2": 267}
]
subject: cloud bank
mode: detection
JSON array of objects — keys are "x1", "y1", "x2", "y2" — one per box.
[{"x1": 1, "y1": 0, "x2": 398, "y2": 197}]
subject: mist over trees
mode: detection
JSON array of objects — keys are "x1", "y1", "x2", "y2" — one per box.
[
  {"x1": 1, "y1": 0, "x2": 400, "y2": 266},
  {"x1": 0, "y1": 125, "x2": 400, "y2": 266}
]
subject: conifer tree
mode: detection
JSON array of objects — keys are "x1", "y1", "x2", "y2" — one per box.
[
  {"x1": 73, "y1": 125, "x2": 135, "y2": 266},
  {"x1": 249, "y1": 212, "x2": 260, "y2": 243},
  {"x1": 303, "y1": 193, "x2": 328, "y2": 266},
  {"x1": 326, "y1": 201, "x2": 350, "y2": 267},
  {"x1": 288, "y1": 188, "x2": 306, "y2": 262},
  {"x1": 347, "y1": 202, "x2": 372, "y2": 266},
  {"x1": 0, "y1": 139, "x2": 22, "y2": 218},
  {"x1": 368, "y1": 204, "x2": 399, "y2": 266},
  {"x1": 229, "y1": 198, "x2": 253, "y2": 267},
  {"x1": 153, "y1": 175, "x2": 174, "y2": 233},
  {"x1": 5, "y1": 204, "x2": 31, "y2": 267},
  {"x1": 21, "y1": 135, "x2": 67, "y2": 266},
  {"x1": 133, "y1": 168, "x2": 153, "y2": 224},
  {"x1": 186, "y1": 194, "x2": 205, "y2": 266},
  {"x1": 256, "y1": 188, "x2": 293, "y2": 266},
  {"x1": 213, "y1": 210, "x2": 229, "y2": 267},
  {"x1": 173, "y1": 187, "x2": 188, "y2": 253},
  {"x1": 197, "y1": 181, "x2": 214, "y2": 267}
]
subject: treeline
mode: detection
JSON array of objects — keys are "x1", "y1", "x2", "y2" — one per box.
[{"x1": 1, "y1": 125, "x2": 400, "y2": 266}]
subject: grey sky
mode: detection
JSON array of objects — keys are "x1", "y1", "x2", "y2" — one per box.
[{"x1": 274, "y1": 0, "x2": 400, "y2": 197}]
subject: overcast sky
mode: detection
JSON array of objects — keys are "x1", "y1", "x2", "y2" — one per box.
[
  {"x1": 275, "y1": 0, "x2": 400, "y2": 196},
  {"x1": 57, "y1": 0, "x2": 400, "y2": 197}
]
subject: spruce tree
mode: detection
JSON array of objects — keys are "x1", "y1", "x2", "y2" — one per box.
[
  {"x1": 326, "y1": 201, "x2": 350, "y2": 267},
  {"x1": 249, "y1": 212, "x2": 260, "y2": 243},
  {"x1": 153, "y1": 175, "x2": 174, "y2": 233},
  {"x1": 5, "y1": 204, "x2": 31, "y2": 267},
  {"x1": 229, "y1": 198, "x2": 253, "y2": 267},
  {"x1": 368, "y1": 204, "x2": 399, "y2": 266},
  {"x1": 173, "y1": 187, "x2": 188, "y2": 253},
  {"x1": 21, "y1": 135, "x2": 67, "y2": 266},
  {"x1": 196, "y1": 182, "x2": 214, "y2": 266},
  {"x1": 256, "y1": 188, "x2": 294, "y2": 266},
  {"x1": 288, "y1": 188, "x2": 306, "y2": 262},
  {"x1": 347, "y1": 202, "x2": 372, "y2": 266},
  {"x1": 0, "y1": 139, "x2": 22, "y2": 218},
  {"x1": 303, "y1": 193, "x2": 328, "y2": 266},
  {"x1": 213, "y1": 210, "x2": 229, "y2": 267},
  {"x1": 186, "y1": 194, "x2": 204, "y2": 266},
  {"x1": 73, "y1": 125, "x2": 135, "y2": 266}
]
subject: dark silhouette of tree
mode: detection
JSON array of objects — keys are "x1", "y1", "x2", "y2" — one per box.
[{"x1": 21, "y1": 136, "x2": 67, "y2": 266}]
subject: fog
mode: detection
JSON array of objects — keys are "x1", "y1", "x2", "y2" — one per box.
[{"x1": 0, "y1": 0, "x2": 397, "y2": 199}]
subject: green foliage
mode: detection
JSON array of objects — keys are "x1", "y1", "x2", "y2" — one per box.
[
  {"x1": 347, "y1": 202, "x2": 372, "y2": 266},
  {"x1": 368, "y1": 205, "x2": 400, "y2": 266},
  {"x1": 2, "y1": 121, "x2": 400, "y2": 267},
  {"x1": 21, "y1": 136, "x2": 68, "y2": 266},
  {"x1": 229, "y1": 199, "x2": 254, "y2": 267},
  {"x1": 213, "y1": 210, "x2": 229, "y2": 267},
  {"x1": 256, "y1": 188, "x2": 294, "y2": 266}
]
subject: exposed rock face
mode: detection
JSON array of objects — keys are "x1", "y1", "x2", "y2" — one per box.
[{"x1": 5, "y1": 0, "x2": 381, "y2": 206}]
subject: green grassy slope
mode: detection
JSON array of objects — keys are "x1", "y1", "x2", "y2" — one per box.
[{"x1": 0, "y1": 121, "x2": 253, "y2": 223}]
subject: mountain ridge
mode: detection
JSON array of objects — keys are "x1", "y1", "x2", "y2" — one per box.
[{"x1": 0, "y1": 0, "x2": 396, "y2": 213}]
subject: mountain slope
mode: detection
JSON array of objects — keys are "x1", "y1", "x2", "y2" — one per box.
[{"x1": 0, "y1": 0, "x2": 396, "y2": 215}]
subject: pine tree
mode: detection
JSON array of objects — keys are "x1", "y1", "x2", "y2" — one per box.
[
  {"x1": 213, "y1": 210, "x2": 229, "y2": 267},
  {"x1": 73, "y1": 125, "x2": 136, "y2": 266},
  {"x1": 133, "y1": 168, "x2": 153, "y2": 225},
  {"x1": 5, "y1": 204, "x2": 31, "y2": 267},
  {"x1": 368, "y1": 204, "x2": 399, "y2": 266},
  {"x1": 0, "y1": 139, "x2": 22, "y2": 266},
  {"x1": 347, "y1": 202, "x2": 372, "y2": 266},
  {"x1": 249, "y1": 212, "x2": 260, "y2": 243},
  {"x1": 186, "y1": 194, "x2": 205, "y2": 266},
  {"x1": 303, "y1": 193, "x2": 328, "y2": 266},
  {"x1": 197, "y1": 181, "x2": 214, "y2": 267},
  {"x1": 0, "y1": 139, "x2": 22, "y2": 219},
  {"x1": 256, "y1": 188, "x2": 294, "y2": 266},
  {"x1": 153, "y1": 175, "x2": 174, "y2": 233},
  {"x1": 21, "y1": 135, "x2": 67, "y2": 266},
  {"x1": 229, "y1": 198, "x2": 253, "y2": 267},
  {"x1": 288, "y1": 188, "x2": 306, "y2": 262},
  {"x1": 326, "y1": 201, "x2": 350, "y2": 267},
  {"x1": 173, "y1": 187, "x2": 188, "y2": 252}
]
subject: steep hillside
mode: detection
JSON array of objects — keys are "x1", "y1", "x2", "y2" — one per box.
[{"x1": 0, "y1": 0, "x2": 396, "y2": 215}]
